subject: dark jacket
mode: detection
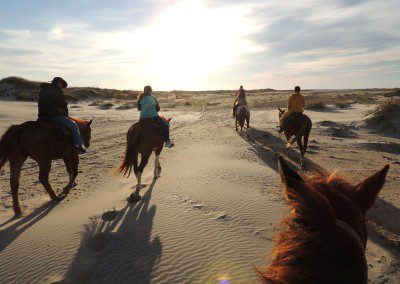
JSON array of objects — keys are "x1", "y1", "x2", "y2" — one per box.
[{"x1": 38, "y1": 83, "x2": 68, "y2": 118}]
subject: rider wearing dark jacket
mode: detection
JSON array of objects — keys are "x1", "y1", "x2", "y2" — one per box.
[
  {"x1": 38, "y1": 80, "x2": 68, "y2": 118},
  {"x1": 38, "y1": 77, "x2": 85, "y2": 154}
]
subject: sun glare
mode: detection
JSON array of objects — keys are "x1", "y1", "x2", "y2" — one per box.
[
  {"x1": 53, "y1": 27, "x2": 63, "y2": 35},
  {"x1": 103, "y1": 0, "x2": 262, "y2": 90}
]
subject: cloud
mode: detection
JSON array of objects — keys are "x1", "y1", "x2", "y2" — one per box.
[{"x1": 0, "y1": 0, "x2": 399, "y2": 89}]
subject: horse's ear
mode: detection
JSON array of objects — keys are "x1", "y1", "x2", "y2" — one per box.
[
  {"x1": 278, "y1": 108, "x2": 284, "y2": 114},
  {"x1": 278, "y1": 156, "x2": 304, "y2": 194},
  {"x1": 167, "y1": 117, "x2": 172, "y2": 122},
  {"x1": 87, "y1": 119, "x2": 93, "y2": 126},
  {"x1": 278, "y1": 156, "x2": 334, "y2": 225},
  {"x1": 354, "y1": 164, "x2": 389, "y2": 213}
]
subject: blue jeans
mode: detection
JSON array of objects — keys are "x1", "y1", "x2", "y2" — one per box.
[
  {"x1": 52, "y1": 116, "x2": 82, "y2": 147},
  {"x1": 151, "y1": 116, "x2": 170, "y2": 141}
]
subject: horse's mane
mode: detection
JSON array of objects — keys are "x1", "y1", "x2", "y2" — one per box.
[
  {"x1": 259, "y1": 172, "x2": 356, "y2": 283},
  {"x1": 69, "y1": 116, "x2": 87, "y2": 125}
]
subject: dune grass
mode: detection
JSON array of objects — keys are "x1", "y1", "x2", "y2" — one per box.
[
  {"x1": 306, "y1": 101, "x2": 326, "y2": 111},
  {"x1": 335, "y1": 101, "x2": 352, "y2": 109},
  {"x1": 366, "y1": 98, "x2": 400, "y2": 130},
  {"x1": 0, "y1": 76, "x2": 42, "y2": 89}
]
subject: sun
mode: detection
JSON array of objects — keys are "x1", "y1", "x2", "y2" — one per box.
[
  {"x1": 53, "y1": 27, "x2": 63, "y2": 35},
  {"x1": 103, "y1": 0, "x2": 262, "y2": 90},
  {"x1": 147, "y1": 1, "x2": 261, "y2": 89}
]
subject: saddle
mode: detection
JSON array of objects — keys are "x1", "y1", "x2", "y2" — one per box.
[
  {"x1": 36, "y1": 117, "x2": 71, "y2": 140},
  {"x1": 136, "y1": 119, "x2": 164, "y2": 136}
]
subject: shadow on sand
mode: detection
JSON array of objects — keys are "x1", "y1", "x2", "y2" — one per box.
[
  {"x1": 240, "y1": 127, "x2": 325, "y2": 174},
  {"x1": 367, "y1": 197, "x2": 400, "y2": 254},
  {"x1": 60, "y1": 178, "x2": 162, "y2": 283},
  {"x1": 0, "y1": 200, "x2": 58, "y2": 253}
]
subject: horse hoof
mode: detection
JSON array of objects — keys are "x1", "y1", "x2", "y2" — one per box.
[
  {"x1": 14, "y1": 208, "x2": 22, "y2": 216},
  {"x1": 128, "y1": 194, "x2": 141, "y2": 203}
]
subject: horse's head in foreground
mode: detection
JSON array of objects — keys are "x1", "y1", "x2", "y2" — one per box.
[
  {"x1": 260, "y1": 157, "x2": 389, "y2": 284},
  {"x1": 70, "y1": 117, "x2": 93, "y2": 148}
]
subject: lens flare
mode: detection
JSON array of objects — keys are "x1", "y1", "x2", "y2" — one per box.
[{"x1": 217, "y1": 273, "x2": 231, "y2": 284}]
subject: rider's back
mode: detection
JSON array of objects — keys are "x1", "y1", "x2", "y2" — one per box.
[
  {"x1": 288, "y1": 92, "x2": 305, "y2": 113},
  {"x1": 139, "y1": 95, "x2": 158, "y2": 119},
  {"x1": 38, "y1": 83, "x2": 68, "y2": 118}
]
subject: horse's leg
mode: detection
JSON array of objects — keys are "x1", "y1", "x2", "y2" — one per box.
[
  {"x1": 246, "y1": 115, "x2": 250, "y2": 129},
  {"x1": 303, "y1": 128, "x2": 310, "y2": 154},
  {"x1": 69, "y1": 154, "x2": 79, "y2": 187},
  {"x1": 235, "y1": 118, "x2": 238, "y2": 131},
  {"x1": 153, "y1": 150, "x2": 161, "y2": 178},
  {"x1": 9, "y1": 157, "x2": 26, "y2": 215},
  {"x1": 38, "y1": 161, "x2": 61, "y2": 201},
  {"x1": 63, "y1": 157, "x2": 72, "y2": 180},
  {"x1": 297, "y1": 137, "x2": 304, "y2": 167},
  {"x1": 63, "y1": 154, "x2": 79, "y2": 193},
  {"x1": 129, "y1": 151, "x2": 151, "y2": 203},
  {"x1": 155, "y1": 146, "x2": 163, "y2": 177}
]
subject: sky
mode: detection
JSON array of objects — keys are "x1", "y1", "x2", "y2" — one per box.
[{"x1": 0, "y1": 0, "x2": 399, "y2": 90}]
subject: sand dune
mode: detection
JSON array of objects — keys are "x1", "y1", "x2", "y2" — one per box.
[{"x1": 0, "y1": 98, "x2": 399, "y2": 283}]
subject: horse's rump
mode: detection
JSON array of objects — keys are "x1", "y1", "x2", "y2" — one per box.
[
  {"x1": 284, "y1": 112, "x2": 309, "y2": 134},
  {"x1": 237, "y1": 105, "x2": 250, "y2": 118},
  {"x1": 0, "y1": 124, "x2": 22, "y2": 169},
  {"x1": 117, "y1": 121, "x2": 164, "y2": 177}
]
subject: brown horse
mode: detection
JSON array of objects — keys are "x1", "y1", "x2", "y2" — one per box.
[
  {"x1": 235, "y1": 106, "x2": 250, "y2": 131},
  {"x1": 117, "y1": 117, "x2": 171, "y2": 203},
  {"x1": 259, "y1": 156, "x2": 389, "y2": 284},
  {"x1": 0, "y1": 117, "x2": 92, "y2": 215},
  {"x1": 278, "y1": 108, "x2": 312, "y2": 166}
]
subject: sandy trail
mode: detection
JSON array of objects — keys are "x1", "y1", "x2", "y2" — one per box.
[{"x1": 0, "y1": 101, "x2": 399, "y2": 283}]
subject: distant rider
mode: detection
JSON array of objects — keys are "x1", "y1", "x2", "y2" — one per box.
[
  {"x1": 137, "y1": 85, "x2": 174, "y2": 148},
  {"x1": 278, "y1": 86, "x2": 305, "y2": 133},
  {"x1": 232, "y1": 85, "x2": 248, "y2": 117},
  {"x1": 38, "y1": 77, "x2": 85, "y2": 154}
]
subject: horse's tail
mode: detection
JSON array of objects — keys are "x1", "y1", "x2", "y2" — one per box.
[
  {"x1": 286, "y1": 116, "x2": 310, "y2": 148},
  {"x1": 116, "y1": 125, "x2": 141, "y2": 177},
  {"x1": 0, "y1": 125, "x2": 21, "y2": 169}
]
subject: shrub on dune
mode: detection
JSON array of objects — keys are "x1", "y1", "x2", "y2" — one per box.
[
  {"x1": 306, "y1": 101, "x2": 326, "y2": 111},
  {"x1": 0, "y1": 76, "x2": 41, "y2": 89},
  {"x1": 335, "y1": 101, "x2": 352, "y2": 109},
  {"x1": 366, "y1": 98, "x2": 400, "y2": 130}
]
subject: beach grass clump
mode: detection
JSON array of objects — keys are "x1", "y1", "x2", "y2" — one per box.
[
  {"x1": 366, "y1": 98, "x2": 400, "y2": 130},
  {"x1": 306, "y1": 101, "x2": 326, "y2": 111},
  {"x1": 116, "y1": 102, "x2": 136, "y2": 110},
  {"x1": 98, "y1": 102, "x2": 114, "y2": 109},
  {"x1": 335, "y1": 101, "x2": 352, "y2": 109},
  {"x1": 384, "y1": 88, "x2": 400, "y2": 98}
]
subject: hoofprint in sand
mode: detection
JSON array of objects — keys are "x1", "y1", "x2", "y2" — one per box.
[{"x1": 0, "y1": 100, "x2": 399, "y2": 283}]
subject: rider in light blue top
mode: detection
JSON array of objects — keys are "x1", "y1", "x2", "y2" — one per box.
[
  {"x1": 137, "y1": 85, "x2": 174, "y2": 148},
  {"x1": 139, "y1": 95, "x2": 159, "y2": 119}
]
